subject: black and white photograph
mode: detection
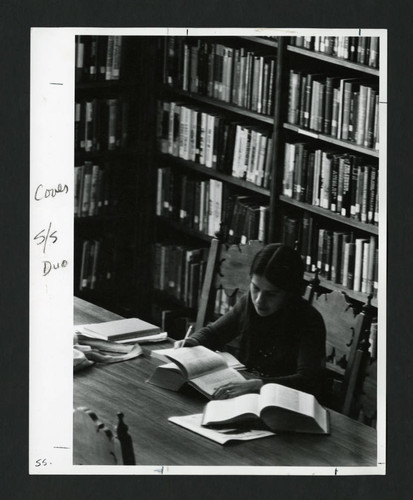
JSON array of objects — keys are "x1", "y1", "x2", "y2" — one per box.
[{"x1": 30, "y1": 27, "x2": 386, "y2": 475}]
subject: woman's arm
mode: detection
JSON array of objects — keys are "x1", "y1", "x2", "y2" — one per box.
[{"x1": 187, "y1": 295, "x2": 248, "y2": 350}]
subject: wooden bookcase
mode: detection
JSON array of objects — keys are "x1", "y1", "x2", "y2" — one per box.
[
  {"x1": 74, "y1": 36, "x2": 157, "y2": 318},
  {"x1": 149, "y1": 36, "x2": 283, "y2": 334},
  {"x1": 73, "y1": 33, "x2": 380, "y2": 335},
  {"x1": 276, "y1": 36, "x2": 380, "y2": 309}
]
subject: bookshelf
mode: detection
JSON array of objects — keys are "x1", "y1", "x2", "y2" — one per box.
[
  {"x1": 276, "y1": 35, "x2": 380, "y2": 308},
  {"x1": 74, "y1": 35, "x2": 158, "y2": 318},
  {"x1": 148, "y1": 35, "x2": 284, "y2": 334},
  {"x1": 73, "y1": 33, "x2": 381, "y2": 332}
]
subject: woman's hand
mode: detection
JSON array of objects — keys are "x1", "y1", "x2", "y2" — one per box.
[
  {"x1": 173, "y1": 337, "x2": 200, "y2": 349},
  {"x1": 212, "y1": 379, "x2": 263, "y2": 399}
]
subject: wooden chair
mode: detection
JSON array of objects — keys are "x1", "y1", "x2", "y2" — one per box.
[
  {"x1": 195, "y1": 239, "x2": 263, "y2": 355},
  {"x1": 195, "y1": 239, "x2": 263, "y2": 328},
  {"x1": 308, "y1": 284, "x2": 372, "y2": 417},
  {"x1": 73, "y1": 408, "x2": 135, "y2": 465}
]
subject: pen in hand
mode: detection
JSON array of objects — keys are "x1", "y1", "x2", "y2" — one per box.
[{"x1": 174, "y1": 325, "x2": 194, "y2": 349}]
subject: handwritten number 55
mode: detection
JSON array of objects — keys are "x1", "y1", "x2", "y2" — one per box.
[{"x1": 35, "y1": 458, "x2": 49, "y2": 467}]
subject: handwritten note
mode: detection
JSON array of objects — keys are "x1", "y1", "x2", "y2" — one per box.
[{"x1": 33, "y1": 185, "x2": 69, "y2": 277}]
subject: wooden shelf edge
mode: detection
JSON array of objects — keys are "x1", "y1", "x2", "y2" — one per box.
[
  {"x1": 283, "y1": 123, "x2": 379, "y2": 158},
  {"x1": 159, "y1": 154, "x2": 271, "y2": 196},
  {"x1": 156, "y1": 215, "x2": 214, "y2": 242},
  {"x1": 76, "y1": 80, "x2": 137, "y2": 90},
  {"x1": 286, "y1": 45, "x2": 380, "y2": 76},
  {"x1": 162, "y1": 86, "x2": 275, "y2": 125},
  {"x1": 304, "y1": 271, "x2": 378, "y2": 307},
  {"x1": 279, "y1": 195, "x2": 379, "y2": 235},
  {"x1": 238, "y1": 36, "x2": 278, "y2": 48}
]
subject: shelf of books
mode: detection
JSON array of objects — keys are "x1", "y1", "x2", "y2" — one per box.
[
  {"x1": 74, "y1": 35, "x2": 157, "y2": 317},
  {"x1": 150, "y1": 35, "x2": 282, "y2": 328},
  {"x1": 277, "y1": 35, "x2": 380, "y2": 308}
]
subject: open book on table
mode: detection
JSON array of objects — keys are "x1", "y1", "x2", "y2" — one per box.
[
  {"x1": 202, "y1": 383, "x2": 330, "y2": 434},
  {"x1": 147, "y1": 345, "x2": 246, "y2": 398}
]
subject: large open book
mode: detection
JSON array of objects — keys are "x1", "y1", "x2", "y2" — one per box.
[
  {"x1": 147, "y1": 345, "x2": 246, "y2": 398},
  {"x1": 202, "y1": 383, "x2": 330, "y2": 434}
]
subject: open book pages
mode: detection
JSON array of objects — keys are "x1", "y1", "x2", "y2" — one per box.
[
  {"x1": 147, "y1": 345, "x2": 246, "y2": 398},
  {"x1": 151, "y1": 347, "x2": 246, "y2": 370},
  {"x1": 202, "y1": 383, "x2": 330, "y2": 434},
  {"x1": 169, "y1": 414, "x2": 275, "y2": 445}
]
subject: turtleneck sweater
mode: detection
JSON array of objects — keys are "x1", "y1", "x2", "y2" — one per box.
[{"x1": 190, "y1": 293, "x2": 326, "y2": 396}]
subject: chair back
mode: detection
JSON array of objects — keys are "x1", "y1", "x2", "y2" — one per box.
[
  {"x1": 311, "y1": 290, "x2": 368, "y2": 416},
  {"x1": 195, "y1": 239, "x2": 263, "y2": 330},
  {"x1": 73, "y1": 407, "x2": 135, "y2": 465}
]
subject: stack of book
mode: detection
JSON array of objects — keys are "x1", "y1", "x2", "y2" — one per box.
[
  {"x1": 287, "y1": 71, "x2": 379, "y2": 149},
  {"x1": 163, "y1": 37, "x2": 276, "y2": 115},
  {"x1": 75, "y1": 35, "x2": 124, "y2": 82},
  {"x1": 153, "y1": 243, "x2": 209, "y2": 309},
  {"x1": 282, "y1": 214, "x2": 378, "y2": 297},
  {"x1": 290, "y1": 36, "x2": 379, "y2": 68},
  {"x1": 156, "y1": 100, "x2": 273, "y2": 189},
  {"x1": 75, "y1": 98, "x2": 129, "y2": 153},
  {"x1": 282, "y1": 142, "x2": 378, "y2": 225}
]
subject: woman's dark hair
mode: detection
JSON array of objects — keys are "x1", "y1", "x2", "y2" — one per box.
[
  {"x1": 238, "y1": 244, "x2": 304, "y2": 362},
  {"x1": 250, "y1": 243, "x2": 304, "y2": 295}
]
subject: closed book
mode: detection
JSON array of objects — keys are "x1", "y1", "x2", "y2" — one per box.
[
  {"x1": 288, "y1": 69, "x2": 302, "y2": 125},
  {"x1": 80, "y1": 162, "x2": 93, "y2": 217},
  {"x1": 111, "y1": 36, "x2": 122, "y2": 80},
  {"x1": 79, "y1": 240, "x2": 91, "y2": 290},
  {"x1": 105, "y1": 36, "x2": 114, "y2": 80},
  {"x1": 354, "y1": 238, "x2": 367, "y2": 292},
  {"x1": 282, "y1": 142, "x2": 294, "y2": 197},
  {"x1": 331, "y1": 232, "x2": 344, "y2": 283},
  {"x1": 82, "y1": 318, "x2": 161, "y2": 342},
  {"x1": 88, "y1": 164, "x2": 100, "y2": 217},
  {"x1": 361, "y1": 240, "x2": 371, "y2": 294}
]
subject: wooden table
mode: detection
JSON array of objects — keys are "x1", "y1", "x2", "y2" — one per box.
[{"x1": 74, "y1": 297, "x2": 377, "y2": 467}]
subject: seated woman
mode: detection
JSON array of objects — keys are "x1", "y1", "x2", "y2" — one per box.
[{"x1": 177, "y1": 243, "x2": 326, "y2": 400}]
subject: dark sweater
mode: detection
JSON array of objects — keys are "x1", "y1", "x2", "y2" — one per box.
[{"x1": 191, "y1": 294, "x2": 326, "y2": 396}]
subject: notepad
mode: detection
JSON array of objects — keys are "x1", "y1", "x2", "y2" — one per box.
[
  {"x1": 169, "y1": 414, "x2": 275, "y2": 445},
  {"x1": 80, "y1": 318, "x2": 162, "y2": 341}
]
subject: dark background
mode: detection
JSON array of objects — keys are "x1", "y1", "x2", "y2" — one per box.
[{"x1": 0, "y1": 0, "x2": 411, "y2": 497}]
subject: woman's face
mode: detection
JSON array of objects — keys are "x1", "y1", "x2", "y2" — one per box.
[{"x1": 250, "y1": 274, "x2": 289, "y2": 317}]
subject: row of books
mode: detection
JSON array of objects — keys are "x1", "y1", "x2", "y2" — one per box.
[
  {"x1": 156, "y1": 100, "x2": 273, "y2": 188},
  {"x1": 290, "y1": 36, "x2": 379, "y2": 69},
  {"x1": 78, "y1": 237, "x2": 116, "y2": 292},
  {"x1": 75, "y1": 35, "x2": 123, "y2": 82},
  {"x1": 156, "y1": 167, "x2": 269, "y2": 243},
  {"x1": 75, "y1": 98, "x2": 129, "y2": 152},
  {"x1": 153, "y1": 243, "x2": 209, "y2": 309},
  {"x1": 74, "y1": 162, "x2": 118, "y2": 218},
  {"x1": 282, "y1": 214, "x2": 378, "y2": 297},
  {"x1": 282, "y1": 143, "x2": 379, "y2": 225},
  {"x1": 287, "y1": 71, "x2": 379, "y2": 149},
  {"x1": 163, "y1": 37, "x2": 276, "y2": 115}
]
